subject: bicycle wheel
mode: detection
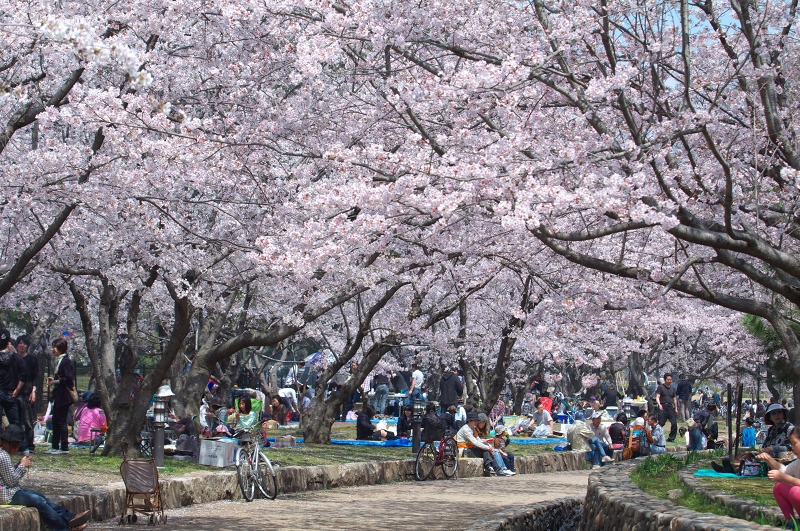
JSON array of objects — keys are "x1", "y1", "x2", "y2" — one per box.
[
  {"x1": 441, "y1": 438, "x2": 458, "y2": 479},
  {"x1": 237, "y1": 448, "x2": 256, "y2": 501},
  {"x1": 414, "y1": 443, "x2": 436, "y2": 481},
  {"x1": 255, "y1": 451, "x2": 278, "y2": 499}
]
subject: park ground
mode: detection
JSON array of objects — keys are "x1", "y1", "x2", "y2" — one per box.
[{"x1": 88, "y1": 469, "x2": 592, "y2": 531}]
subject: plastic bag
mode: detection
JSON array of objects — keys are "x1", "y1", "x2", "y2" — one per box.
[{"x1": 532, "y1": 425, "x2": 553, "y2": 438}]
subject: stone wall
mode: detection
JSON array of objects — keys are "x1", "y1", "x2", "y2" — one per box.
[
  {"x1": 464, "y1": 497, "x2": 583, "y2": 531},
  {"x1": 579, "y1": 460, "x2": 777, "y2": 531},
  {"x1": 677, "y1": 463, "x2": 785, "y2": 527},
  {"x1": 4, "y1": 450, "x2": 588, "y2": 529}
]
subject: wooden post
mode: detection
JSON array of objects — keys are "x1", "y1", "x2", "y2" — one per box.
[
  {"x1": 727, "y1": 383, "x2": 732, "y2": 459},
  {"x1": 734, "y1": 383, "x2": 744, "y2": 456}
]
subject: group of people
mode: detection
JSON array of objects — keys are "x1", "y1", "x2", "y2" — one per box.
[{"x1": 0, "y1": 330, "x2": 94, "y2": 531}]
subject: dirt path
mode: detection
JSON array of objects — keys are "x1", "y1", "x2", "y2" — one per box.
[{"x1": 91, "y1": 470, "x2": 590, "y2": 531}]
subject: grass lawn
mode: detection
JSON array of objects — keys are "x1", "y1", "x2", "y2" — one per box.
[
  {"x1": 698, "y1": 472, "x2": 777, "y2": 507},
  {"x1": 630, "y1": 452, "x2": 780, "y2": 528}
]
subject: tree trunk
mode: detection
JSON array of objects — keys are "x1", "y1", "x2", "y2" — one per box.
[
  {"x1": 627, "y1": 349, "x2": 646, "y2": 398},
  {"x1": 794, "y1": 383, "x2": 800, "y2": 426},
  {"x1": 303, "y1": 336, "x2": 398, "y2": 443}
]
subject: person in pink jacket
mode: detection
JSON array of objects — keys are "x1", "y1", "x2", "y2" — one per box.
[{"x1": 76, "y1": 394, "x2": 105, "y2": 443}]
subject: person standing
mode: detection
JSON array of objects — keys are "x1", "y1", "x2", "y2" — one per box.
[
  {"x1": 371, "y1": 372, "x2": 391, "y2": 416},
  {"x1": 676, "y1": 374, "x2": 692, "y2": 421},
  {"x1": 656, "y1": 373, "x2": 678, "y2": 442},
  {"x1": 44, "y1": 338, "x2": 75, "y2": 455},
  {"x1": 15, "y1": 336, "x2": 37, "y2": 453},
  {"x1": 0, "y1": 330, "x2": 25, "y2": 428},
  {"x1": 409, "y1": 363, "x2": 425, "y2": 403},
  {"x1": 439, "y1": 367, "x2": 463, "y2": 412}
]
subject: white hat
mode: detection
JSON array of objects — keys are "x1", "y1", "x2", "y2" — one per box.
[
  {"x1": 156, "y1": 384, "x2": 175, "y2": 398},
  {"x1": 590, "y1": 411, "x2": 603, "y2": 419}
]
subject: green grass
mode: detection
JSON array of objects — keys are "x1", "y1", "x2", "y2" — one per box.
[
  {"x1": 698, "y1": 472, "x2": 777, "y2": 507},
  {"x1": 631, "y1": 452, "x2": 780, "y2": 528},
  {"x1": 32, "y1": 445, "x2": 212, "y2": 476}
]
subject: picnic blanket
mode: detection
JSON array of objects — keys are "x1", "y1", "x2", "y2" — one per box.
[
  {"x1": 330, "y1": 438, "x2": 411, "y2": 447},
  {"x1": 509, "y1": 437, "x2": 567, "y2": 445},
  {"x1": 693, "y1": 469, "x2": 741, "y2": 479},
  {"x1": 266, "y1": 437, "x2": 304, "y2": 443}
]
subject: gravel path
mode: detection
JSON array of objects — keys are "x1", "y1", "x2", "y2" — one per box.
[{"x1": 90, "y1": 470, "x2": 591, "y2": 530}]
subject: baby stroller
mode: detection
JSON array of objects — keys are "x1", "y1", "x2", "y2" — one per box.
[{"x1": 119, "y1": 439, "x2": 167, "y2": 525}]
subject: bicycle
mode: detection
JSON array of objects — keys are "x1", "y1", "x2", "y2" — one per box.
[
  {"x1": 234, "y1": 424, "x2": 278, "y2": 501},
  {"x1": 414, "y1": 426, "x2": 458, "y2": 481}
]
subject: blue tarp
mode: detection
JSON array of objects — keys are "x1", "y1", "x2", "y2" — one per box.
[
  {"x1": 330, "y1": 438, "x2": 412, "y2": 447},
  {"x1": 266, "y1": 437, "x2": 304, "y2": 443},
  {"x1": 693, "y1": 469, "x2": 741, "y2": 479},
  {"x1": 508, "y1": 437, "x2": 567, "y2": 445}
]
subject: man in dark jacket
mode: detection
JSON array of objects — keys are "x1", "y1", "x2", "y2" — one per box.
[
  {"x1": 15, "y1": 336, "x2": 37, "y2": 452},
  {"x1": 676, "y1": 374, "x2": 692, "y2": 421},
  {"x1": 439, "y1": 367, "x2": 463, "y2": 411},
  {"x1": 0, "y1": 330, "x2": 26, "y2": 426}
]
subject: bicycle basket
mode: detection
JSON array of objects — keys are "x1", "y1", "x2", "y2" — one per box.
[{"x1": 424, "y1": 426, "x2": 446, "y2": 442}]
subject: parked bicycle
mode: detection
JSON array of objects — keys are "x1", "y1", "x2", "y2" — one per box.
[
  {"x1": 234, "y1": 423, "x2": 278, "y2": 501},
  {"x1": 414, "y1": 424, "x2": 458, "y2": 481}
]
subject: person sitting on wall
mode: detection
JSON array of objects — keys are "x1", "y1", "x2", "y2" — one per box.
[
  {"x1": 456, "y1": 411, "x2": 500, "y2": 476},
  {"x1": 0, "y1": 425, "x2": 90, "y2": 531}
]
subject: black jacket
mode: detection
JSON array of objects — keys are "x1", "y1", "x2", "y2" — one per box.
[
  {"x1": 397, "y1": 414, "x2": 413, "y2": 436},
  {"x1": 52, "y1": 355, "x2": 75, "y2": 407},
  {"x1": 438, "y1": 372, "x2": 463, "y2": 405},
  {"x1": 356, "y1": 411, "x2": 376, "y2": 440},
  {"x1": 0, "y1": 350, "x2": 26, "y2": 393}
]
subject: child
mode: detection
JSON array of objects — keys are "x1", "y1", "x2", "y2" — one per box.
[
  {"x1": 227, "y1": 396, "x2": 257, "y2": 430},
  {"x1": 492, "y1": 424, "x2": 516, "y2": 474},
  {"x1": 742, "y1": 417, "x2": 756, "y2": 448},
  {"x1": 757, "y1": 425, "x2": 800, "y2": 526}
]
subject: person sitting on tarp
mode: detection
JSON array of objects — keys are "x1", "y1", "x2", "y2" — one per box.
[
  {"x1": 397, "y1": 405, "x2": 413, "y2": 437},
  {"x1": 356, "y1": 404, "x2": 396, "y2": 441}
]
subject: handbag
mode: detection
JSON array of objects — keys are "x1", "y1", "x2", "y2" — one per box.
[
  {"x1": 738, "y1": 453, "x2": 768, "y2": 477},
  {"x1": 622, "y1": 428, "x2": 640, "y2": 460},
  {"x1": 68, "y1": 386, "x2": 78, "y2": 403}
]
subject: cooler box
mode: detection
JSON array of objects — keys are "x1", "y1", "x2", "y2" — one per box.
[
  {"x1": 198, "y1": 438, "x2": 237, "y2": 467},
  {"x1": 557, "y1": 413, "x2": 574, "y2": 424}
]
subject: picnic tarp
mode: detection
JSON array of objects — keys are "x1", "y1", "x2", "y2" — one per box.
[
  {"x1": 330, "y1": 438, "x2": 411, "y2": 447},
  {"x1": 508, "y1": 437, "x2": 567, "y2": 445},
  {"x1": 693, "y1": 469, "x2": 741, "y2": 479}
]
